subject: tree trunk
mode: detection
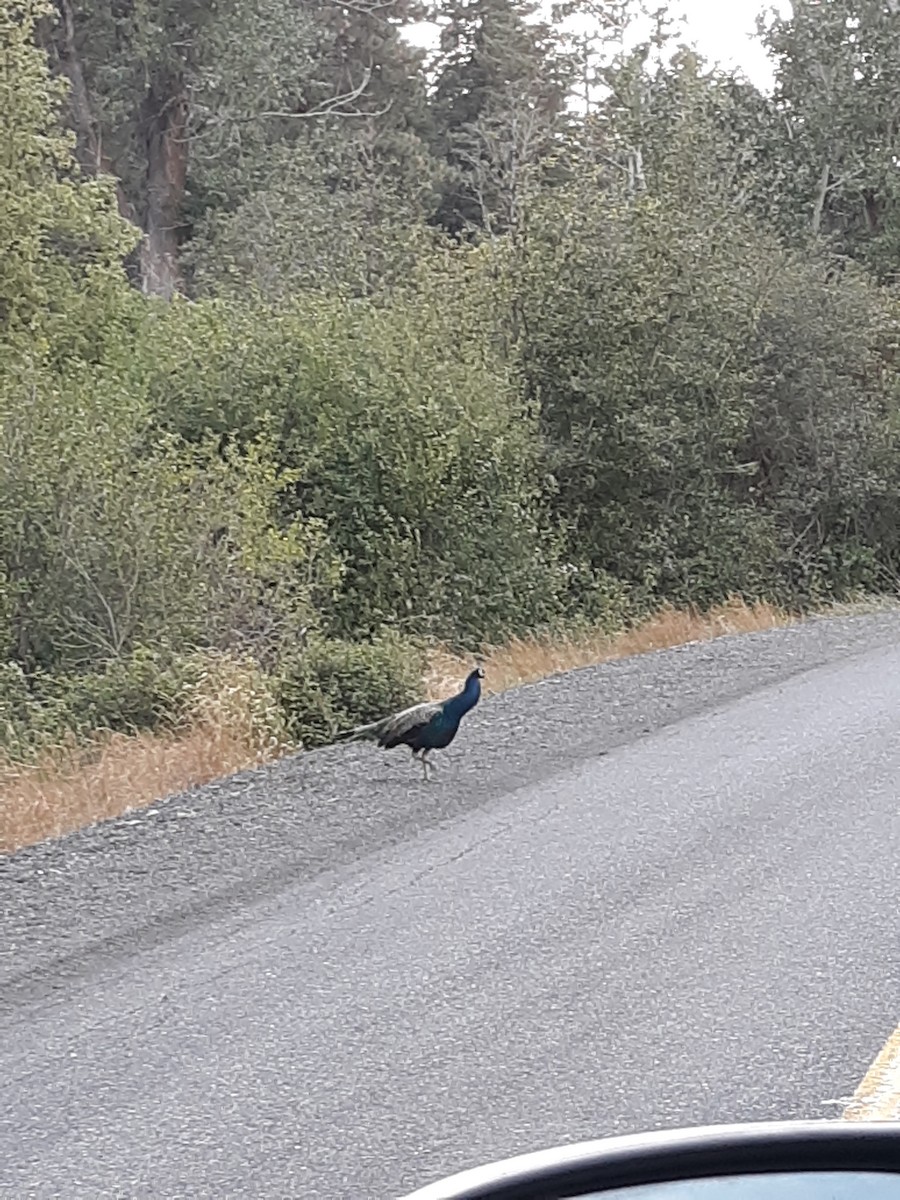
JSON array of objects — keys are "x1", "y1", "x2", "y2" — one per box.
[
  {"x1": 138, "y1": 71, "x2": 189, "y2": 300},
  {"x1": 52, "y1": 0, "x2": 137, "y2": 226},
  {"x1": 55, "y1": 0, "x2": 99, "y2": 173},
  {"x1": 863, "y1": 187, "x2": 882, "y2": 234}
]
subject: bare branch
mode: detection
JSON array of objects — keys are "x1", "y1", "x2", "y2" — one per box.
[
  {"x1": 254, "y1": 67, "x2": 380, "y2": 121},
  {"x1": 811, "y1": 158, "x2": 830, "y2": 234},
  {"x1": 322, "y1": 0, "x2": 397, "y2": 13},
  {"x1": 257, "y1": 100, "x2": 393, "y2": 121},
  {"x1": 182, "y1": 66, "x2": 388, "y2": 148}
]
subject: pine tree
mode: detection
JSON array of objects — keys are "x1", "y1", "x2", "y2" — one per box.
[{"x1": 428, "y1": 0, "x2": 577, "y2": 237}]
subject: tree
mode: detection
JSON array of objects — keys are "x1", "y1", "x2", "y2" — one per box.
[
  {"x1": 428, "y1": 0, "x2": 577, "y2": 238},
  {"x1": 761, "y1": 0, "x2": 900, "y2": 277},
  {"x1": 0, "y1": 0, "x2": 133, "y2": 349},
  {"x1": 0, "y1": 6, "x2": 334, "y2": 679},
  {"x1": 184, "y1": 0, "x2": 440, "y2": 299},
  {"x1": 517, "y1": 169, "x2": 784, "y2": 608},
  {"x1": 38, "y1": 0, "x2": 431, "y2": 298}
]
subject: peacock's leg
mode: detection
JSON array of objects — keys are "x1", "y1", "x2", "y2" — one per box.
[
  {"x1": 411, "y1": 747, "x2": 428, "y2": 780},
  {"x1": 421, "y1": 749, "x2": 432, "y2": 782}
]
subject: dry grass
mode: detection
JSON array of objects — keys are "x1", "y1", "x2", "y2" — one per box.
[
  {"x1": 0, "y1": 596, "x2": 794, "y2": 856},
  {"x1": 0, "y1": 650, "x2": 289, "y2": 856},
  {"x1": 425, "y1": 596, "x2": 792, "y2": 699},
  {"x1": 0, "y1": 721, "x2": 273, "y2": 855}
]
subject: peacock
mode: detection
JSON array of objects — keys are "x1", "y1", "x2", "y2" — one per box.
[{"x1": 336, "y1": 666, "x2": 484, "y2": 782}]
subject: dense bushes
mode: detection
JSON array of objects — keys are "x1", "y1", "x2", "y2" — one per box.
[
  {"x1": 518, "y1": 177, "x2": 900, "y2": 612},
  {"x1": 136, "y1": 266, "x2": 565, "y2": 644},
  {"x1": 519, "y1": 188, "x2": 780, "y2": 609},
  {"x1": 5, "y1": 176, "x2": 900, "y2": 764},
  {"x1": 276, "y1": 633, "x2": 425, "y2": 747},
  {"x1": 0, "y1": 356, "x2": 335, "y2": 675},
  {"x1": 0, "y1": 648, "x2": 292, "y2": 763}
]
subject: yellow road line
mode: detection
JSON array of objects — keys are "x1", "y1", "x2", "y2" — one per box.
[{"x1": 843, "y1": 1023, "x2": 900, "y2": 1121}]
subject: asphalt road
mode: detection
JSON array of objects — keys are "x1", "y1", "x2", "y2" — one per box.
[{"x1": 3, "y1": 613, "x2": 900, "y2": 1197}]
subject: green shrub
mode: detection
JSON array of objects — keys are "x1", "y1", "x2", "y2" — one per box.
[
  {"x1": 0, "y1": 661, "x2": 72, "y2": 762},
  {"x1": 516, "y1": 174, "x2": 900, "y2": 612},
  {"x1": 140, "y1": 264, "x2": 566, "y2": 645},
  {"x1": 32, "y1": 647, "x2": 185, "y2": 736},
  {"x1": 0, "y1": 651, "x2": 178, "y2": 763},
  {"x1": 276, "y1": 632, "x2": 425, "y2": 748},
  {"x1": 0, "y1": 349, "x2": 337, "y2": 674},
  {"x1": 0, "y1": 647, "x2": 293, "y2": 767}
]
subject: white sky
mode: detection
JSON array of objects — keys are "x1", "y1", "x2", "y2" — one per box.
[
  {"x1": 406, "y1": 0, "x2": 793, "y2": 93},
  {"x1": 660, "y1": 0, "x2": 792, "y2": 89}
]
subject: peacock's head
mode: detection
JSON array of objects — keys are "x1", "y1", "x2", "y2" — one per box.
[{"x1": 472, "y1": 664, "x2": 485, "y2": 680}]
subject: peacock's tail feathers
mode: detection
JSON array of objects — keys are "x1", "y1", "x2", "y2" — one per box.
[
  {"x1": 335, "y1": 700, "x2": 443, "y2": 747},
  {"x1": 334, "y1": 718, "x2": 385, "y2": 743}
]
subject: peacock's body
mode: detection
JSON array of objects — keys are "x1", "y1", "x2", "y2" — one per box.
[{"x1": 337, "y1": 666, "x2": 484, "y2": 781}]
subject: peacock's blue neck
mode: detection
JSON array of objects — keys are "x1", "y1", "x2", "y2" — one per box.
[{"x1": 442, "y1": 671, "x2": 481, "y2": 721}]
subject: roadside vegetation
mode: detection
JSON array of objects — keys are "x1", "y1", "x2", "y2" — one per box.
[
  {"x1": 3, "y1": 598, "x2": 793, "y2": 853},
  {"x1": 3, "y1": 0, "x2": 900, "y2": 850}
]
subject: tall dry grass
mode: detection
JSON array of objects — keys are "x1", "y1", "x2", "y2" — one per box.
[
  {"x1": 0, "y1": 723, "x2": 264, "y2": 854},
  {"x1": 424, "y1": 597, "x2": 791, "y2": 698},
  {"x1": 0, "y1": 652, "x2": 289, "y2": 855},
  {"x1": 2, "y1": 597, "x2": 792, "y2": 855}
]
